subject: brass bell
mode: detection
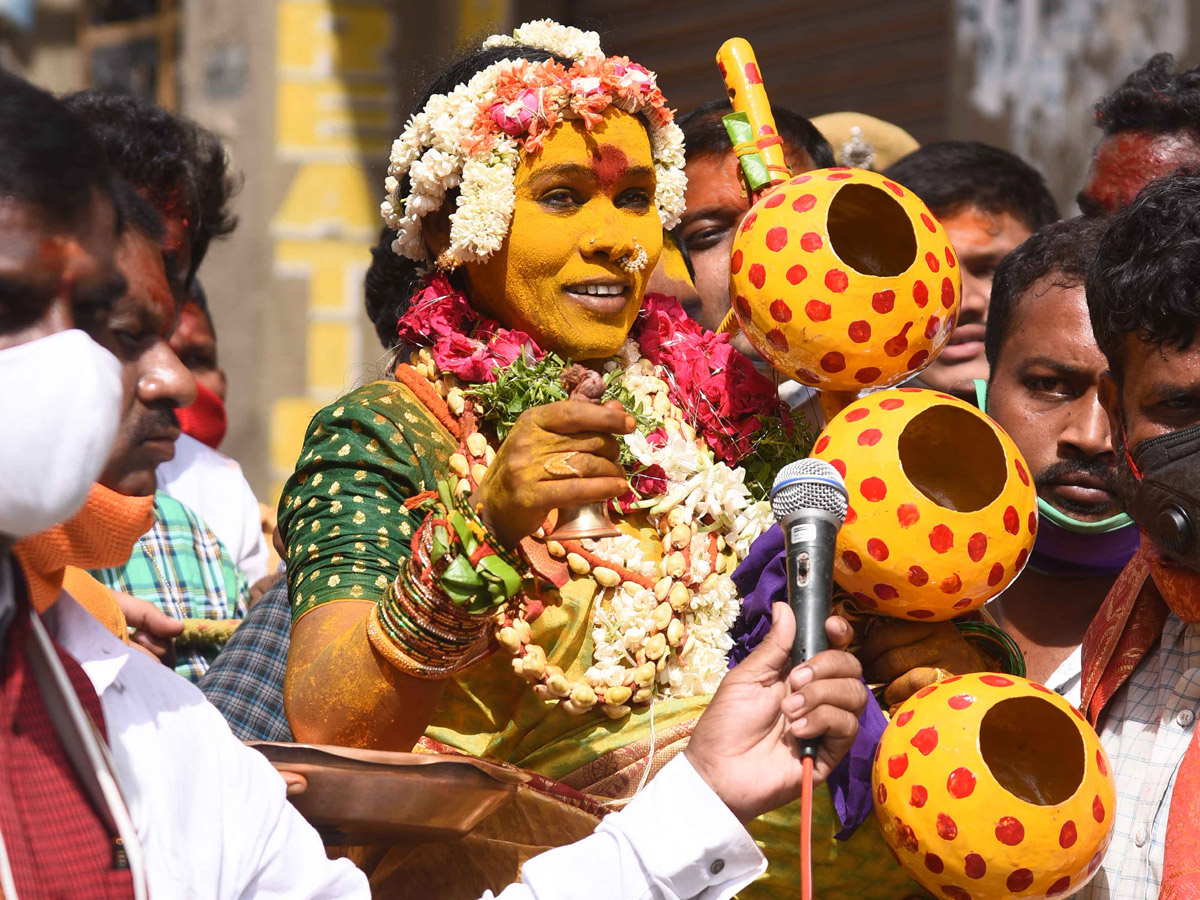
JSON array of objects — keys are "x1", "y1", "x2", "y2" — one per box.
[{"x1": 546, "y1": 502, "x2": 620, "y2": 541}]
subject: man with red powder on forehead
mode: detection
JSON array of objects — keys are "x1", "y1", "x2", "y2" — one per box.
[
  {"x1": 1079, "y1": 53, "x2": 1200, "y2": 217},
  {"x1": 64, "y1": 91, "x2": 271, "y2": 588}
]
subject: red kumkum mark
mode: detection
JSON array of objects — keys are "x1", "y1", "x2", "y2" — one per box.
[
  {"x1": 873, "y1": 290, "x2": 896, "y2": 314},
  {"x1": 947, "y1": 694, "x2": 974, "y2": 710},
  {"x1": 995, "y1": 816, "x2": 1025, "y2": 845},
  {"x1": 895, "y1": 710, "x2": 914, "y2": 727},
  {"x1": 964, "y1": 853, "x2": 986, "y2": 880},
  {"x1": 826, "y1": 269, "x2": 849, "y2": 293},
  {"x1": 967, "y1": 532, "x2": 987, "y2": 562},
  {"x1": 855, "y1": 367, "x2": 882, "y2": 384},
  {"x1": 1048, "y1": 876, "x2": 1072, "y2": 896},
  {"x1": 848, "y1": 320, "x2": 872, "y2": 343},
  {"x1": 858, "y1": 428, "x2": 883, "y2": 446},
  {"x1": 766, "y1": 329, "x2": 788, "y2": 352},
  {"x1": 765, "y1": 226, "x2": 789, "y2": 252},
  {"x1": 787, "y1": 264, "x2": 807, "y2": 284},
  {"x1": 988, "y1": 562, "x2": 1004, "y2": 586},
  {"x1": 947, "y1": 767, "x2": 975, "y2": 798},
  {"x1": 801, "y1": 232, "x2": 823, "y2": 252},
  {"x1": 935, "y1": 811, "x2": 958, "y2": 839},
  {"x1": 910, "y1": 726, "x2": 938, "y2": 756},
  {"x1": 845, "y1": 407, "x2": 870, "y2": 422},
  {"x1": 910, "y1": 785, "x2": 928, "y2": 808},
  {"x1": 814, "y1": 435, "x2": 830, "y2": 454},
  {"x1": 888, "y1": 753, "x2": 909, "y2": 778},
  {"x1": 882, "y1": 180, "x2": 905, "y2": 197},
  {"x1": 842, "y1": 550, "x2": 862, "y2": 572},
  {"x1": 730, "y1": 249, "x2": 743, "y2": 274},
  {"x1": 942, "y1": 277, "x2": 956, "y2": 308},
  {"x1": 1097, "y1": 749, "x2": 1108, "y2": 776},
  {"x1": 763, "y1": 192, "x2": 786, "y2": 208},
  {"x1": 880, "y1": 397, "x2": 904, "y2": 410},
  {"x1": 874, "y1": 583, "x2": 899, "y2": 601},
  {"x1": 945, "y1": 246, "x2": 957, "y2": 268},
  {"x1": 1059, "y1": 820, "x2": 1077, "y2": 848},
  {"x1": 867, "y1": 538, "x2": 890, "y2": 561},
  {"x1": 898, "y1": 503, "x2": 920, "y2": 527},
  {"x1": 861, "y1": 477, "x2": 887, "y2": 502},
  {"x1": 1003, "y1": 506, "x2": 1020, "y2": 534},
  {"x1": 747, "y1": 262, "x2": 766, "y2": 289},
  {"x1": 792, "y1": 194, "x2": 817, "y2": 213},
  {"x1": 980, "y1": 674, "x2": 1014, "y2": 687},
  {"x1": 769, "y1": 299, "x2": 792, "y2": 323},
  {"x1": 1093, "y1": 795, "x2": 1106, "y2": 823},
  {"x1": 908, "y1": 349, "x2": 929, "y2": 369},
  {"x1": 1007, "y1": 869, "x2": 1035, "y2": 893},
  {"x1": 926, "y1": 251, "x2": 941, "y2": 273},
  {"x1": 942, "y1": 886, "x2": 972, "y2": 900},
  {"x1": 924, "y1": 852, "x2": 943, "y2": 874},
  {"x1": 821, "y1": 351, "x2": 846, "y2": 373},
  {"x1": 929, "y1": 524, "x2": 954, "y2": 553},
  {"x1": 908, "y1": 565, "x2": 929, "y2": 586},
  {"x1": 805, "y1": 299, "x2": 831, "y2": 321}
]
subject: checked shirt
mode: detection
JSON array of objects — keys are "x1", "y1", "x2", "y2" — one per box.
[{"x1": 91, "y1": 491, "x2": 248, "y2": 682}]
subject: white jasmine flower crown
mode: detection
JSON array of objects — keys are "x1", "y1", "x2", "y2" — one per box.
[{"x1": 381, "y1": 19, "x2": 687, "y2": 264}]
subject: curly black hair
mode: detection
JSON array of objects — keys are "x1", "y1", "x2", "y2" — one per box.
[
  {"x1": 984, "y1": 216, "x2": 1108, "y2": 370},
  {"x1": 0, "y1": 72, "x2": 114, "y2": 332},
  {"x1": 362, "y1": 43, "x2": 566, "y2": 348},
  {"x1": 884, "y1": 141, "x2": 1059, "y2": 233},
  {"x1": 61, "y1": 90, "x2": 239, "y2": 281},
  {"x1": 677, "y1": 98, "x2": 835, "y2": 170},
  {"x1": 1094, "y1": 53, "x2": 1200, "y2": 138},
  {"x1": 1086, "y1": 173, "x2": 1200, "y2": 377}
]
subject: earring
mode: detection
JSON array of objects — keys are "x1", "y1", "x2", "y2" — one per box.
[
  {"x1": 435, "y1": 249, "x2": 461, "y2": 274},
  {"x1": 618, "y1": 238, "x2": 648, "y2": 274}
]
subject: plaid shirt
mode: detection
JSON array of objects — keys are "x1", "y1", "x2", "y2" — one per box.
[
  {"x1": 91, "y1": 491, "x2": 248, "y2": 682},
  {"x1": 198, "y1": 571, "x2": 293, "y2": 741},
  {"x1": 1082, "y1": 613, "x2": 1200, "y2": 899}
]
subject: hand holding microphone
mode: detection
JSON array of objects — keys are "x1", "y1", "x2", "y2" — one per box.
[{"x1": 769, "y1": 458, "x2": 850, "y2": 758}]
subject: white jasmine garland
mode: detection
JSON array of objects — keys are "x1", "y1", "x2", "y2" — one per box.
[{"x1": 382, "y1": 20, "x2": 687, "y2": 264}]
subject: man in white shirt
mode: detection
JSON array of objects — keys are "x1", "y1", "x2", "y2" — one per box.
[{"x1": 1076, "y1": 173, "x2": 1200, "y2": 898}]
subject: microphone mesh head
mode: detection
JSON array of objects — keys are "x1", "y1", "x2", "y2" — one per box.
[{"x1": 770, "y1": 458, "x2": 849, "y2": 523}]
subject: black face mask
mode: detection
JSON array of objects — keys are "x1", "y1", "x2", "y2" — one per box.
[{"x1": 1121, "y1": 420, "x2": 1200, "y2": 565}]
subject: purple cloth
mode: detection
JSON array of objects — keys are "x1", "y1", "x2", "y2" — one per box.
[{"x1": 729, "y1": 523, "x2": 885, "y2": 839}]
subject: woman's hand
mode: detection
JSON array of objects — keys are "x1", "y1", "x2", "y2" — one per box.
[
  {"x1": 685, "y1": 605, "x2": 869, "y2": 823},
  {"x1": 857, "y1": 620, "x2": 990, "y2": 709},
  {"x1": 472, "y1": 399, "x2": 634, "y2": 550}
]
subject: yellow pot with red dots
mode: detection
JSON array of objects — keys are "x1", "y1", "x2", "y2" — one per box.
[
  {"x1": 729, "y1": 167, "x2": 960, "y2": 392},
  {"x1": 872, "y1": 673, "x2": 1116, "y2": 900},
  {"x1": 811, "y1": 388, "x2": 1036, "y2": 620}
]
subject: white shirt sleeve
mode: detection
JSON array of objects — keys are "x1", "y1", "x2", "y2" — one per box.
[{"x1": 483, "y1": 755, "x2": 766, "y2": 900}]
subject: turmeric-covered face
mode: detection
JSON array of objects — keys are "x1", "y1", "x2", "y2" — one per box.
[{"x1": 465, "y1": 109, "x2": 663, "y2": 361}]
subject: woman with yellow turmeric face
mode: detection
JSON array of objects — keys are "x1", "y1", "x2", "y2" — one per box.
[{"x1": 279, "y1": 22, "x2": 927, "y2": 900}]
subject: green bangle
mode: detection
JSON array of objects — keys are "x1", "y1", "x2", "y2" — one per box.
[{"x1": 956, "y1": 621, "x2": 1026, "y2": 678}]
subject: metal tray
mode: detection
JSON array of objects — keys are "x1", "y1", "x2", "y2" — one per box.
[{"x1": 249, "y1": 742, "x2": 525, "y2": 845}]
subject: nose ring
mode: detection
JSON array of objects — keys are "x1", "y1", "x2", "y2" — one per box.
[{"x1": 618, "y1": 238, "x2": 648, "y2": 273}]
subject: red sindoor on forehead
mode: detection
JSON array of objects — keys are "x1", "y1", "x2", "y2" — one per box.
[{"x1": 590, "y1": 144, "x2": 631, "y2": 188}]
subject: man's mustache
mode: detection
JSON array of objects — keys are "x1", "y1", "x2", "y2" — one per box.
[
  {"x1": 130, "y1": 405, "x2": 180, "y2": 444},
  {"x1": 1034, "y1": 457, "x2": 1119, "y2": 493}
]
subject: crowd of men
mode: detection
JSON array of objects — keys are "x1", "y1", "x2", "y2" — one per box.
[{"x1": 2, "y1": 41, "x2": 1200, "y2": 900}]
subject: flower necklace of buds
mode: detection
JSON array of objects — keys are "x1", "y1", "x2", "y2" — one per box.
[{"x1": 405, "y1": 342, "x2": 768, "y2": 715}]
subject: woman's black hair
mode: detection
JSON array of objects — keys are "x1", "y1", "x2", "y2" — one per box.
[{"x1": 364, "y1": 43, "x2": 569, "y2": 348}]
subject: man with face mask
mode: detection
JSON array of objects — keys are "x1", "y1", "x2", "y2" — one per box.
[
  {"x1": 0, "y1": 71, "x2": 367, "y2": 899},
  {"x1": 1077, "y1": 173, "x2": 1200, "y2": 899},
  {"x1": 857, "y1": 217, "x2": 1138, "y2": 707}
]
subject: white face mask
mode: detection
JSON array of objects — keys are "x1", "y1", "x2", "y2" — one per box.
[{"x1": 0, "y1": 329, "x2": 124, "y2": 538}]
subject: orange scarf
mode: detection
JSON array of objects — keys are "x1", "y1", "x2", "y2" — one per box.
[
  {"x1": 1082, "y1": 538, "x2": 1200, "y2": 897},
  {"x1": 12, "y1": 484, "x2": 155, "y2": 629}
]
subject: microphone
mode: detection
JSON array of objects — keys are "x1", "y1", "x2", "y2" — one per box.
[{"x1": 770, "y1": 459, "x2": 849, "y2": 757}]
